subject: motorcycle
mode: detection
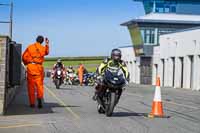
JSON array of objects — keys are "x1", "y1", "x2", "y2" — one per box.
[
  {"x1": 83, "y1": 72, "x2": 96, "y2": 86},
  {"x1": 66, "y1": 72, "x2": 79, "y2": 85},
  {"x1": 96, "y1": 67, "x2": 126, "y2": 117},
  {"x1": 53, "y1": 67, "x2": 63, "y2": 89}
]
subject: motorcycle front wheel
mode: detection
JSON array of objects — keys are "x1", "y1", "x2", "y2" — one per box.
[
  {"x1": 55, "y1": 79, "x2": 60, "y2": 89},
  {"x1": 105, "y1": 92, "x2": 116, "y2": 117}
]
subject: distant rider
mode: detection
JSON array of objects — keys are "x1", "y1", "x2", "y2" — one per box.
[
  {"x1": 51, "y1": 58, "x2": 66, "y2": 81},
  {"x1": 67, "y1": 66, "x2": 75, "y2": 74},
  {"x1": 93, "y1": 48, "x2": 129, "y2": 100}
]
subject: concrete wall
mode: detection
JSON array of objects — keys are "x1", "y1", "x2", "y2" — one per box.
[
  {"x1": 119, "y1": 46, "x2": 140, "y2": 84},
  {"x1": 152, "y1": 28, "x2": 200, "y2": 90},
  {"x1": 0, "y1": 36, "x2": 8, "y2": 114},
  {"x1": 0, "y1": 36, "x2": 26, "y2": 115}
]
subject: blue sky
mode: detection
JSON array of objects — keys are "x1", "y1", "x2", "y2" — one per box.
[{"x1": 1, "y1": 0, "x2": 144, "y2": 57}]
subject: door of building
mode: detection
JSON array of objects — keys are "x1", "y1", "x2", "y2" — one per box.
[{"x1": 140, "y1": 57, "x2": 152, "y2": 84}]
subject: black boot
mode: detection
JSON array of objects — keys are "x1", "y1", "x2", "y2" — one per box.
[
  {"x1": 37, "y1": 98, "x2": 43, "y2": 109},
  {"x1": 93, "y1": 84, "x2": 101, "y2": 101},
  {"x1": 92, "y1": 92, "x2": 98, "y2": 101}
]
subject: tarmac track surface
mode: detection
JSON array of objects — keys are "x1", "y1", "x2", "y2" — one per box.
[{"x1": 1, "y1": 78, "x2": 200, "y2": 133}]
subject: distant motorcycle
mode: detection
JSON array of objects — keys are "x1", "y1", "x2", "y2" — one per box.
[
  {"x1": 96, "y1": 67, "x2": 126, "y2": 116},
  {"x1": 66, "y1": 72, "x2": 79, "y2": 85},
  {"x1": 53, "y1": 67, "x2": 64, "y2": 89},
  {"x1": 83, "y1": 72, "x2": 96, "y2": 86}
]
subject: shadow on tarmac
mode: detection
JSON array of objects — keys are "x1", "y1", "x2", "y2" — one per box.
[
  {"x1": 5, "y1": 103, "x2": 62, "y2": 115},
  {"x1": 112, "y1": 112, "x2": 148, "y2": 117},
  {"x1": 4, "y1": 83, "x2": 80, "y2": 116},
  {"x1": 57, "y1": 87, "x2": 75, "y2": 90}
]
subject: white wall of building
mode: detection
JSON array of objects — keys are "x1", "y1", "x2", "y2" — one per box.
[
  {"x1": 119, "y1": 46, "x2": 140, "y2": 84},
  {"x1": 153, "y1": 28, "x2": 200, "y2": 90},
  {"x1": 152, "y1": 46, "x2": 160, "y2": 85}
]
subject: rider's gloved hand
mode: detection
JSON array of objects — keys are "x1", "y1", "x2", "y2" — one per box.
[
  {"x1": 125, "y1": 80, "x2": 129, "y2": 85},
  {"x1": 126, "y1": 73, "x2": 130, "y2": 85},
  {"x1": 95, "y1": 75, "x2": 103, "y2": 85},
  {"x1": 97, "y1": 75, "x2": 104, "y2": 81},
  {"x1": 97, "y1": 75, "x2": 102, "y2": 79},
  {"x1": 125, "y1": 78, "x2": 129, "y2": 85}
]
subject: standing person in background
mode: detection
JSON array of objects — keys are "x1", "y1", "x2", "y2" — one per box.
[
  {"x1": 77, "y1": 64, "x2": 85, "y2": 86},
  {"x1": 22, "y1": 35, "x2": 49, "y2": 108}
]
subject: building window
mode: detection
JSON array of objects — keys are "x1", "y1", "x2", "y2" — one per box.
[
  {"x1": 140, "y1": 29, "x2": 155, "y2": 44},
  {"x1": 158, "y1": 8, "x2": 164, "y2": 13},
  {"x1": 140, "y1": 29, "x2": 145, "y2": 43},
  {"x1": 164, "y1": 7, "x2": 170, "y2": 13},
  {"x1": 155, "y1": 2, "x2": 177, "y2": 13},
  {"x1": 143, "y1": 1, "x2": 178, "y2": 14},
  {"x1": 142, "y1": 29, "x2": 155, "y2": 44},
  {"x1": 150, "y1": 30, "x2": 155, "y2": 43},
  {"x1": 171, "y1": 6, "x2": 176, "y2": 13},
  {"x1": 155, "y1": 3, "x2": 164, "y2": 13},
  {"x1": 145, "y1": 30, "x2": 150, "y2": 43}
]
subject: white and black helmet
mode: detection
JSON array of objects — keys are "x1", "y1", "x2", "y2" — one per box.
[
  {"x1": 57, "y1": 58, "x2": 62, "y2": 63},
  {"x1": 111, "y1": 49, "x2": 121, "y2": 61},
  {"x1": 69, "y1": 65, "x2": 73, "y2": 69}
]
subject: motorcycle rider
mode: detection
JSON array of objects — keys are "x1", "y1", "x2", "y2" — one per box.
[
  {"x1": 93, "y1": 48, "x2": 129, "y2": 100},
  {"x1": 66, "y1": 65, "x2": 79, "y2": 85},
  {"x1": 67, "y1": 66, "x2": 75, "y2": 74},
  {"x1": 51, "y1": 58, "x2": 66, "y2": 81}
]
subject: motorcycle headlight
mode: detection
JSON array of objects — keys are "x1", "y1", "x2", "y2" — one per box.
[
  {"x1": 57, "y1": 70, "x2": 61, "y2": 75},
  {"x1": 113, "y1": 77, "x2": 119, "y2": 81}
]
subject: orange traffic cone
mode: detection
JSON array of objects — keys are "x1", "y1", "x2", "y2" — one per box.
[{"x1": 149, "y1": 77, "x2": 164, "y2": 118}]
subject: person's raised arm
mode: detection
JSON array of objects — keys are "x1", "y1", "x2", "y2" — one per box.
[{"x1": 45, "y1": 38, "x2": 49, "y2": 55}]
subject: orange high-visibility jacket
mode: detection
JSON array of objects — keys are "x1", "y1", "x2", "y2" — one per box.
[
  {"x1": 78, "y1": 65, "x2": 84, "y2": 84},
  {"x1": 78, "y1": 65, "x2": 84, "y2": 75},
  {"x1": 22, "y1": 42, "x2": 49, "y2": 75}
]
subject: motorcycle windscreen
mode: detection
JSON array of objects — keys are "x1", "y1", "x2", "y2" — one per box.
[{"x1": 104, "y1": 69, "x2": 126, "y2": 86}]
